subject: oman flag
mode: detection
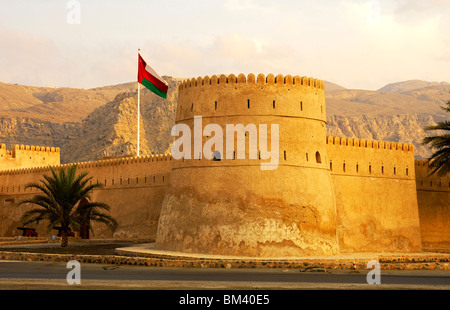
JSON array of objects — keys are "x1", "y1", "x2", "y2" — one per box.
[{"x1": 138, "y1": 53, "x2": 168, "y2": 99}]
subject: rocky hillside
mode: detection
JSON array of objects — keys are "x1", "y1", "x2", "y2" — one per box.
[
  {"x1": 61, "y1": 80, "x2": 179, "y2": 163},
  {"x1": 378, "y1": 80, "x2": 450, "y2": 94},
  {"x1": 0, "y1": 81, "x2": 130, "y2": 122},
  {"x1": 0, "y1": 77, "x2": 448, "y2": 164},
  {"x1": 325, "y1": 80, "x2": 450, "y2": 159},
  {"x1": 0, "y1": 79, "x2": 180, "y2": 163}
]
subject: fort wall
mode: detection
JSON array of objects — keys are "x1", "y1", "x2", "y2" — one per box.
[
  {"x1": 0, "y1": 144, "x2": 60, "y2": 171},
  {"x1": 0, "y1": 72, "x2": 448, "y2": 255},
  {"x1": 0, "y1": 154, "x2": 172, "y2": 239},
  {"x1": 156, "y1": 73, "x2": 340, "y2": 257},
  {"x1": 414, "y1": 160, "x2": 450, "y2": 249},
  {"x1": 326, "y1": 136, "x2": 422, "y2": 253}
]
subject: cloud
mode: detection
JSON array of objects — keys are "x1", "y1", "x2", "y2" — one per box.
[
  {"x1": 211, "y1": 33, "x2": 258, "y2": 61},
  {"x1": 223, "y1": 0, "x2": 278, "y2": 12},
  {"x1": 384, "y1": 0, "x2": 448, "y2": 32},
  {"x1": 392, "y1": 0, "x2": 450, "y2": 14},
  {"x1": 0, "y1": 23, "x2": 137, "y2": 88},
  {"x1": 0, "y1": 1, "x2": 448, "y2": 90},
  {"x1": 327, "y1": 1, "x2": 450, "y2": 89},
  {"x1": 209, "y1": 33, "x2": 297, "y2": 75},
  {"x1": 136, "y1": 32, "x2": 299, "y2": 82},
  {"x1": 435, "y1": 37, "x2": 450, "y2": 61},
  {"x1": 0, "y1": 24, "x2": 61, "y2": 86}
]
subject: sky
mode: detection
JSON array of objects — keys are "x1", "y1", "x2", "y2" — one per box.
[{"x1": 0, "y1": 0, "x2": 449, "y2": 90}]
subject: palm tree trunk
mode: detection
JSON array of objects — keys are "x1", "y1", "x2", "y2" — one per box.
[{"x1": 61, "y1": 231, "x2": 68, "y2": 247}]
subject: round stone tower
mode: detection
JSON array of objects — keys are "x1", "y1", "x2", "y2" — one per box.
[{"x1": 155, "y1": 73, "x2": 339, "y2": 257}]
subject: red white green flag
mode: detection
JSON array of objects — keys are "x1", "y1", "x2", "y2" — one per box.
[{"x1": 138, "y1": 53, "x2": 168, "y2": 99}]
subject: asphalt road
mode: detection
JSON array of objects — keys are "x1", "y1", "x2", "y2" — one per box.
[
  {"x1": 0, "y1": 260, "x2": 448, "y2": 308},
  {"x1": 1, "y1": 260, "x2": 449, "y2": 289}
]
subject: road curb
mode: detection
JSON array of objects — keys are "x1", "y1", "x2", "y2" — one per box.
[{"x1": 1, "y1": 250, "x2": 449, "y2": 271}]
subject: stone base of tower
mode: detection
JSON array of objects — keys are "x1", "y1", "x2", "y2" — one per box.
[{"x1": 154, "y1": 165, "x2": 340, "y2": 257}]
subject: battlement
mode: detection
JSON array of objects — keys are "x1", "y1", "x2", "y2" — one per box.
[
  {"x1": 326, "y1": 136, "x2": 414, "y2": 152},
  {"x1": 178, "y1": 73, "x2": 325, "y2": 92},
  {"x1": 176, "y1": 73, "x2": 327, "y2": 123},
  {"x1": 74, "y1": 153, "x2": 172, "y2": 170},
  {"x1": 0, "y1": 153, "x2": 172, "y2": 176},
  {"x1": 12, "y1": 144, "x2": 60, "y2": 155},
  {"x1": 0, "y1": 143, "x2": 60, "y2": 171},
  {"x1": 1, "y1": 144, "x2": 60, "y2": 157},
  {"x1": 0, "y1": 153, "x2": 173, "y2": 197},
  {"x1": 326, "y1": 136, "x2": 416, "y2": 179}
]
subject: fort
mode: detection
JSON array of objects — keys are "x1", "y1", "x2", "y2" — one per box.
[{"x1": 0, "y1": 73, "x2": 448, "y2": 257}]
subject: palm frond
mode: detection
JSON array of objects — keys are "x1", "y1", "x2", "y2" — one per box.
[
  {"x1": 423, "y1": 121, "x2": 450, "y2": 132},
  {"x1": 440, "y1": 100, "x2": 450, "y2": 113},
  {"x1": 88, "y1": 210, "x2": 119, "y2": 232},
  {"x1": 422, "y1": 134, "x2": 450, "y2": 149},
  {"x1": 20, "y1": 208, "x2": 59, "y2": 227},
  {"x1": 23, "y1": 181, "x2": 52, "y2": 198},
  {"x1": 425, "y1": 147, "x2": 450, "y2": 176},
  {"x1": 75, "y1": 201, "x2": 111, "y2": 214},
  {"x1": 16, "y1": 164, "x2": 118, "y2": 244},
  {"x1": 421, "y1": 101, "x2": 450, "y2": 177}
]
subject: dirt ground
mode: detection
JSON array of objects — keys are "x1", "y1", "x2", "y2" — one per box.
[{"x1": 0, "y1": 239, "x2": 154, "y2": 255}]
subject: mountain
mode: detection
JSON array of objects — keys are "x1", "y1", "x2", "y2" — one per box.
[
  {"x1": 324, "y1": 80, "x2": 449, "y2": 158},
  {"x1": 378, "y1": 80, "x2": 450, "y2": 94},
  {"x1": 0, "y1": 78, "x2": 448, "y2": 163},
  {"x1": 61, "y1": 80, "x2": 178, "y2": 163},
  {"x1": 0, "y1": 78, "x2": 179, "y2": 163},
  {"x1": 0, "y1": 81, "x2": 130, "y2": 123},
  {"x1": 323, "y1": 81, "x2": 347, "y2": 92},
  {"x1": 326, "y1": 84, "x2": 449, "y2": 118},
  {"x1": 326, "y1": 114, "x2": 438, "y2": 158}
]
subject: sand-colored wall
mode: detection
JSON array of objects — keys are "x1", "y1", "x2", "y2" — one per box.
[
  {"x1": 0, "y1": 74, "x2": 448, "y2": 255},
  {"x1": 415, "y1": 160, "x2": 450, "y2": 249},
  {"x1": 326, "y1": 136, "x2": 422, "y2": 253},
  {"x1": 0, "y1": 155, "x2": 171, "y2": 239},
  {"x1": 0, "y1": 144, "x2": 60, "y2": 171},
  {"x1": 155, "y1": 73, "x2": 341, "y2": 257}
]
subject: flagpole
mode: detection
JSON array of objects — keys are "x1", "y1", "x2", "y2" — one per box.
[{"x1": 137, "y1": 48, "x2": 140, "y2": 157}]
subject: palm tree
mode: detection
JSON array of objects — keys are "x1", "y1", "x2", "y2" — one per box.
[
  {"x1": 422, "y1": 100, "x2": 450, "y2": 176},
  {"x1": 18, "y1": 165, "x2": 118, "y2": 247}
]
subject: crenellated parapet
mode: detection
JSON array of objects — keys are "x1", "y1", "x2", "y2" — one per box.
[
  {"x1": 73, "y1": 153, "x2": 173, "y2": 170},
  {"x1": 178, "y1": 73, "x2": 325, "y2": 91},
  {"x1": 0, "y1": 143, "x2": 60, "y2": 172},
  {"x1": 0, "y1": 153, "x2": 172, "y2": 176},
  {"x1": 326, "y1": 136, "x2": 416, "y2": 179},
  {"x1": 326, "y1": 136, "x2": 414, "y2": 152},
  {"x1": 176, "y1": 73, "x2": 326, "y2": 123},
  {"x1": 12, "y1": 144, "x2": 60, "y2": 154},
  {"x1": 0, "y1": 153, "x2": 173, "y2": 196}
]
